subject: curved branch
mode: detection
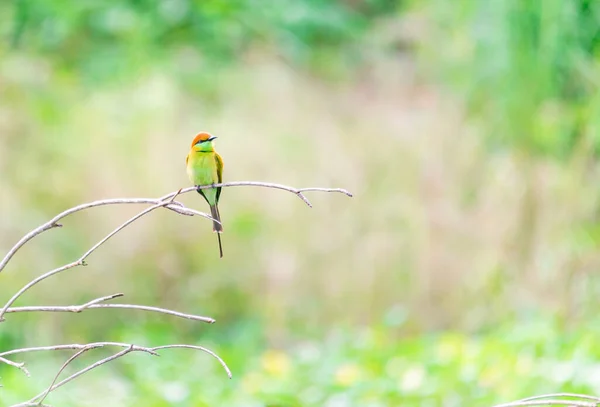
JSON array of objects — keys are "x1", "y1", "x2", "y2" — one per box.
[
  {"x1": 37, "y1": 345, "x2": 97, "y2": 405},
  {"x1": 0, "y1": 199, "x2": 207, "y2": 274},
  {"x1": 151, "y1": 344, "x2": 232, "y2": 378},
  {"x1": 491, "y1": 401, "x2": 596, "y2": 407},
  {"x1": 6, "y1": 341, "x2": 230, "y2": 407},
  {"x1": 518, "y1": 394, "x2": 600, "y2": 403},
  {"x1": 0, "y1": 182, "x2": 351, "y2": 275},
  {"x1": 491, "y1": 394, "x2": 600, "y2": 407}
]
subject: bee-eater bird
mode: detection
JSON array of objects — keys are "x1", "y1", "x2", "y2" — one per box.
[{"x1": 186, "y1": 132, "x2": 224, "y2": 258}]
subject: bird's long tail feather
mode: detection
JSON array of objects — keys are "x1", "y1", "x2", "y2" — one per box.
[
  {"x1": 217, "y1": 233, "x2": 223, "y2": 258},
  {"x1": 210, "y1": 204, "x2": 223, "y2": 258}
]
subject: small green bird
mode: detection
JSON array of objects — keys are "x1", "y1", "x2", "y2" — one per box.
[{"x1": 186, "y1": 132, "x2": 224, "y2": 258}]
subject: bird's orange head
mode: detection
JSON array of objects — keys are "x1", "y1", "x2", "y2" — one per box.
[{"x1": 190, "y1": 132, "x2": 218, "y2": 152}]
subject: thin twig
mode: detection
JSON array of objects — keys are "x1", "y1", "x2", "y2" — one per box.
[
  {"x1": 78, "y1": 200, "x2": 175, "y2": 263},
  {"x1": 73, "y1": 293, "x2": 124, "y2": 309},
  {"x1": 13, "y1": 346, "x2": 140, "y2": 407},
  {"x1": 151, "y1": 344, "x2": 232, "y2": 379},
  {"x1": 160, "y1": 183, "x2": 353, "y2": 208},
  {"x1": 37, "y1": 346, "x2": 95, "y2": 405},
  {"x1": 0, "y1": 262, "x2": 77, "y2": 322}
]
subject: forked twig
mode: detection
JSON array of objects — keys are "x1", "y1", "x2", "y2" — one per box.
[
  {"x1": 0, "y1": 342, "x2": 160, "y2": 358},
  {"x1": 0, "y1": 356, "x2": 30, "y2": 377},
  {"x1": 11, "y1": 345, "x2": 140, "y2": 407},
  {"x1": 0, "y1": 198, "x2": 191, "y2": 321}
]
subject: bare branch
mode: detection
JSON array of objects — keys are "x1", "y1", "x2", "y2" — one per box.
[
  {"x1": 0, "y1": 342, "x2": 156, "y2": 358},
  {"x1": 491, "y1": 394, "x2": 600, "y2": 407},
  {"x1": 0, "y1": 182, "x2": 351, "y2": 275},
  {"x1": 0, "y1": 182, "x2": 351, "y2": 322},
  {"x1": 6, "y1": 300, "x2": 215, "y2": 324},
  {"x1": 0, "y1": 343, "x2": 155, "y2": 380},
  {"x1": 518, "y1": 394, "x2": 600, "y2": 403},
  {"x1": 5, "y1": 342, "x2": 229, "y2": 406},
  {"x1": 0, "y1": 181, "x2": 350, "y2": 404},
  {"x1": 492, "y1": 401, "x2": 597, "y2": 407}
]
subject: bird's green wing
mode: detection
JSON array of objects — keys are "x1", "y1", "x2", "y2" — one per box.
[{"x1": 215, "y1": 152, "x2": 224, "y2": 203}]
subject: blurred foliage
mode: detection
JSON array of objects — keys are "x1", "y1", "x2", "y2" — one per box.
[
  {"x1": 419, "y1": 0, "x2": 600, "y2": 158},
  {"x1": 3, "y1": 0, "x2": 600, "y2": 405},
  {"x1": 2, "y1": 318, "x2": 600, "y2": 406},
  {"x1": 2, "y1": 0, "x2": 400, "y2": 84}
]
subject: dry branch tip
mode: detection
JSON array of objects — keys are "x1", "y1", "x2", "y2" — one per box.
[{"x1": 0, "y1": 356, "x2": 30, "y2": 377}]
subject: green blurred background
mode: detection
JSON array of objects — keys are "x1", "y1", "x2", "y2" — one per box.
[{"x1": 2, "y1": 0, "x2": 600, "y2": 405}]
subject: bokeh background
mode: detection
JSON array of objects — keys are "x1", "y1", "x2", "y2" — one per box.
[{"x1": 2, "y1": 1, "x2": 600, "y2": 406}]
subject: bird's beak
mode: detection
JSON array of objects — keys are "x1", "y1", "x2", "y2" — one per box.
[{"x1": 208, "y1": 136, "x2": 218, "y2": 141}]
